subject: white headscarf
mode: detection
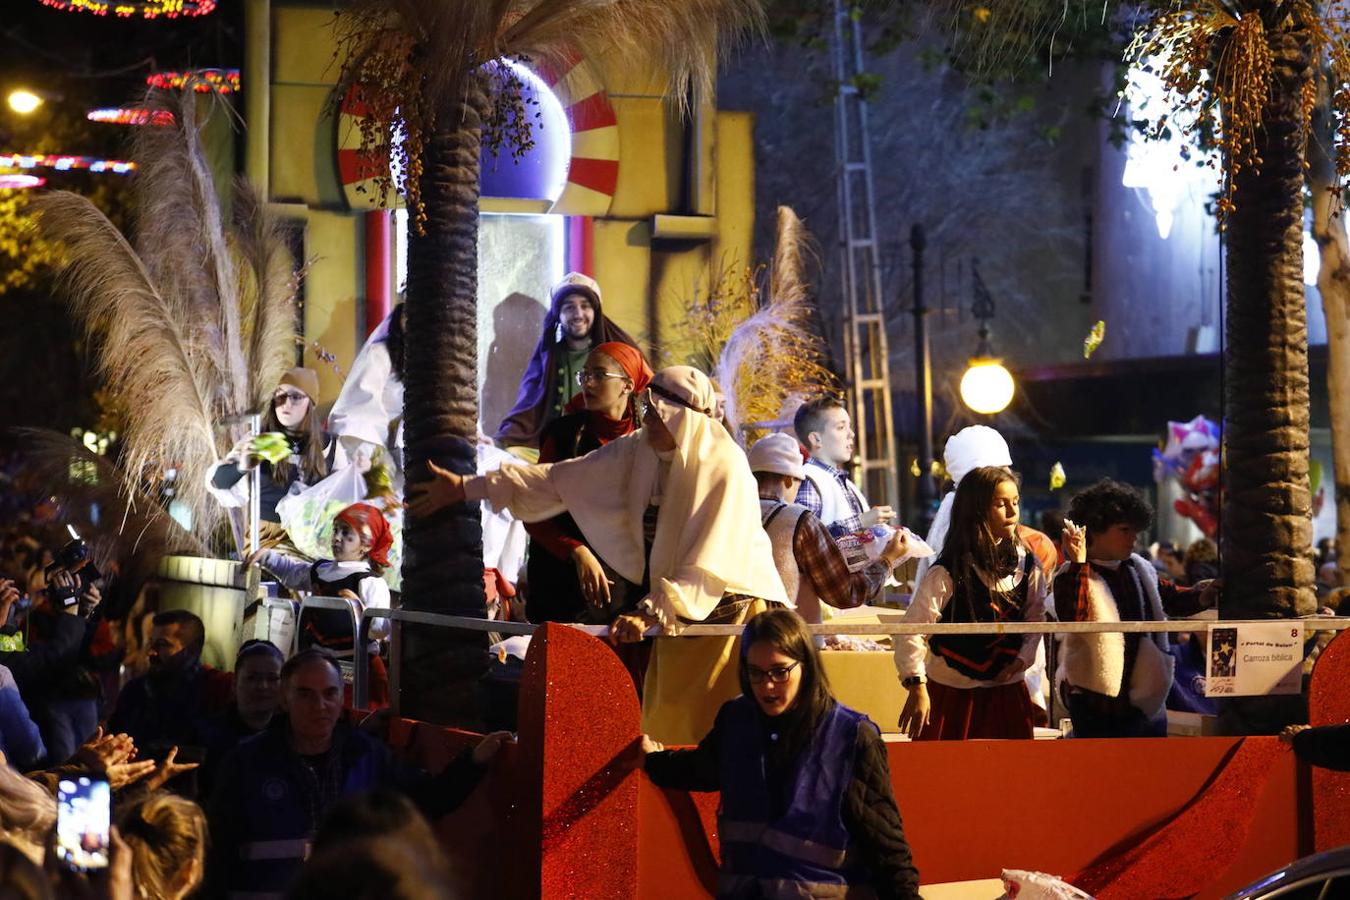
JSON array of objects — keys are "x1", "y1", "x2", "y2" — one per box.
[
  {"x1": 914, "y1": 425, "x2": 1013, "y2": 589},
  {"x1": 491, "y1": 366, "x2": 787, "y2": 625}
]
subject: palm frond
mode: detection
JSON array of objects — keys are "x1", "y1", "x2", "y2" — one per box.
[
  {"x1": 232, "y1": 178, "x2": 301, "y2": 411},
  {"x1": 0, "y1": 428, "x2": 204, "y2": 600},
  {"x1": 501, "y1": 0, "x2": 765, "y2": 111},
  {"x1": 130, "y1": 90, "x2": 248, "y2": 414},
  {"x1": 33, "y1": 191, "x2": 224, "y2": 541}
]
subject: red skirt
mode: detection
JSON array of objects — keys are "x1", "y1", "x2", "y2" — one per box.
[{"x1": 916, "y1": 679, "x2": 1035, "y2": 741}]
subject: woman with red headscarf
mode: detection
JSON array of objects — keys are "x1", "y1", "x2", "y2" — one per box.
[
  {"x1": 524, "y1": 342, "x2": 653, "y2": 623},
  {"x1": 250, "y1": 502, "x2": 395, "y2": 706}
]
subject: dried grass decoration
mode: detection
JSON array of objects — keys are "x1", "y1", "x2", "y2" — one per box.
[
  {"x1": 688, "y1": 206, "x2": 838, "y2": 444},
  {"x1": 1125, "y1": 0, "x2": 1337, "y2": 225}
]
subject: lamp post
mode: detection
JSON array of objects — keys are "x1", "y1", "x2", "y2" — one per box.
[
  {"x1": 960, "y1": 261, "x2": 1015, "y2": 416},
  {"x1": 912, "y1": 225, "x2": 937, "y2": 534}
]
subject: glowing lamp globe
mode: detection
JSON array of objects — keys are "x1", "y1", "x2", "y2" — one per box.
[
  {"x1": 7, "y1": 91, "x2": 43, "y2": 115},
  {"x1": 960, "y1": 358, "x2": 1015, "y2": 415}
]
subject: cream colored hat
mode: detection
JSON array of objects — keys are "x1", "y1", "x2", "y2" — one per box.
[{"x1": 747, "y1": 433, "x2": 806, "y2": 480}]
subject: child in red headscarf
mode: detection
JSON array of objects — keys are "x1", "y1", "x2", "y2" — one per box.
[{"x1": 251, "y1": 502, "x2": 394, "y2": 706}]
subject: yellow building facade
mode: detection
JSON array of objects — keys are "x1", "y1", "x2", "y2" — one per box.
[{"x1": 255, "y1": 3, "x2": 756, "y2": 418}]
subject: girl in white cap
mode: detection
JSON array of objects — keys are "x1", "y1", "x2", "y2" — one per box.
[{"x1": 409, "y1": 366, "x2": 788, "y2": 745}]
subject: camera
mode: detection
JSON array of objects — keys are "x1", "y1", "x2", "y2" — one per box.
[{"x1": 47, "y1": 538, "x2": 100, "y2": 607}]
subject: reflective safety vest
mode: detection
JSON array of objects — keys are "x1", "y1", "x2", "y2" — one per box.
[{"x1": 716, "y1": 696, "x2": 876, "y2": 898}]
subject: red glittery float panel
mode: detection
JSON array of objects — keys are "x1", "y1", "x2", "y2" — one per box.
[
  {"x1": 1310, "y1": 629, "x2": 1350, "y2": 851},
  {"x1": 1067, "y1": 737, "x2": 1284, "y2": 899},
  {"x1": 518, "y1": 623, "x2": 640, "y2": 899}
]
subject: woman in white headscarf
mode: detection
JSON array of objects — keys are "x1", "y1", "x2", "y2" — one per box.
[{"x1": 408, "y1": 366, "x2": 789, "y2": 744}]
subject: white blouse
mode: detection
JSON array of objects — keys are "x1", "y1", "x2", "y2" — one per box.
[{"x1": 893, "y1": 546, "x2": 1047, "y2": 689}]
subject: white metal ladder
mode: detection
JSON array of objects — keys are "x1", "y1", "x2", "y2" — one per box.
[{"x1": 830, "y1": 0, "x2": 898, "y2": 510}]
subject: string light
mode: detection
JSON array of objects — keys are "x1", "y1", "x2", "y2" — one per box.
[
  {"x1": 37, "y1": 0, "x2": 216, "y2": 18},
  {"x1": 0, "y1": 174, "x2": 46, "y2": 189},
  {"x1": 0, "y1": 154, "x2": 136, "y2": 174},
  {"x1": 145, "y1": 69, "x2": 239, "y2": 94},
  {"x1": 87, "y1": 107, "x2": 175, "y2": 126}
]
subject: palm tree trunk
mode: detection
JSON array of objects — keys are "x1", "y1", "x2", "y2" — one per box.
[
  {"x1": 400, "y1": 72, "x2": 491, "y2": 724},
  {"x1": 1220, "y1": 27, "x2": 1317, "y2": 619},
  {"x1": 1309, "y1": 68, "x2": 1350, "y2": 588}
]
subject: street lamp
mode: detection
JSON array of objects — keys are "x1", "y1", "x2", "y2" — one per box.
[
  {"x1": 7, "y1": 90, "x2": 44, "y2": 115},
  {"x1": 959, "y1": 262, "x2": 1015, "y2": 416}
]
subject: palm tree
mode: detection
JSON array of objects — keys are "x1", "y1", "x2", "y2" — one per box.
[
  {"x1": 335, "y1": 0, "x2": 763, "y2": 723},
  {"x1": 1218, "y1": 25, "x2": 1318, "y2": 618}
]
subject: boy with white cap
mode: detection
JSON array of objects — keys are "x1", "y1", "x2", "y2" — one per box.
[{"x1": 749, "y1": 433, "x2": 909, "y2": 623}]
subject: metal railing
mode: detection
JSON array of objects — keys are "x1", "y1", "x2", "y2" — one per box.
[{"x1": 344, "y1": 608, "x2": 1350, "y2": 716}]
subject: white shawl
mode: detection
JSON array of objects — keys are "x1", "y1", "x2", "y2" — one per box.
[{"x1": 470, "y1": 367, "x2": 787, "y2": 631}]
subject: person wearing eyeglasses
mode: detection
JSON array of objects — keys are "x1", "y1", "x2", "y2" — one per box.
[
  {"x1": 206, "y1": 367, "x2": 332, "y2": 526},
  {"x1": 523, "y1": 342, "x2": 653, "y2": 624},
  {"x1": 639, "y1": 608, "x2": 921, "y2": 899},
  {"x1": 408, "y1": 366, "x2": 789, "y2": 744},
  {"x1": 495, "y1": 272, "x2": 642, "y2": 454}
]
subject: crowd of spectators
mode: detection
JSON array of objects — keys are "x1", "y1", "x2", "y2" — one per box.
[{"x1": 0, "y1": 478, "x2": 505, "y2": 899}]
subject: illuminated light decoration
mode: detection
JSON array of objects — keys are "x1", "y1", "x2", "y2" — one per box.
[
  {"x1": 478, "y1": 59, "x2": 572, "y2": 205},
  {"x1": 1121, "y1": 60, "x2": 1219, "y2": 240},
  {"x1": 145, "y1": 69, "x2": 239, "y2": 94},
  {"x1": 87, "y1": 107, "x2": 175, "y2": 127},
  {"x1": 960, "y1": 359, "x2": 1016, "y2": 415},
  {"x1": 337, "y1": 54, "x2": 612, "y2": 214},
  {"x1": 37, "y1": 0, "x2": 216, "y2": 18},
  {"x1": 0, "y1": 174, "x2": 45, "y2": 189},
  {"x1": 1123, "y1": 60, "x2": 1323, "y2": 284},
  {"x1": 0, "y1": 154, "x2": 136, "y2": 174},
  {"x1": 7, "y1": 90, "x2": 43, "y2": 115}
]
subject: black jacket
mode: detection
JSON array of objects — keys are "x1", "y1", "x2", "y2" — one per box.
[
  {"x1": 1292, "y1": 723, "x2": 1350, "y2": 770},
  {"x1": 0, "y1": 612, "x2": 89, "y2": 696}
]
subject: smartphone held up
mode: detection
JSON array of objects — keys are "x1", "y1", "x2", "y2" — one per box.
[{"x1": 56, "y1": 776, "x2": 110, "y2": 872}]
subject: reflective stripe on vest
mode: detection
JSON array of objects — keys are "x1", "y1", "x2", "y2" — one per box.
[
  {"x1": 720, "y1": 819, "x2": 849, "y2": 870},
  {"x1": 239, "y1": 838, "x2": 310, "y2": 862},
  {"x1": 719, "y1": 874, "x2": 878, "y2": 899}
]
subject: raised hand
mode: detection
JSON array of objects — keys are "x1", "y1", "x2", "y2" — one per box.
[
  {"x1": 1061, "y1": 519, "x2": 1088, "y2": 564},
  {"x1": 143, "y1": 746, "x2": 200, "y2": 792}
]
